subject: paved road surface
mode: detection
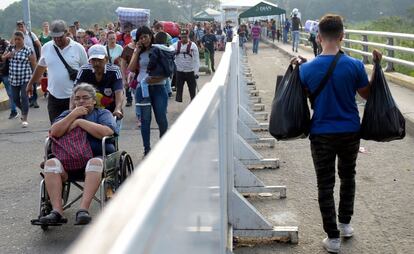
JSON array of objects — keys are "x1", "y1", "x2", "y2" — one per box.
[
  {"x1": 234, "y1": 42, "x2": 414, "y2": 254},
  {"x1": 0, "y1": 53, "x2": 222, "y2": 254}
]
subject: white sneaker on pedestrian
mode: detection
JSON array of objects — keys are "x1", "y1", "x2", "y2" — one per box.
[
  {"x1": 338, "y1": 223, "x2": 354, "y2": 238},
  {"x1": 21, "y1": 121, "x2": 28, "y2": 128},
  {"x1": 322, "y1": 237, "x2": 340, "y2": 253}
]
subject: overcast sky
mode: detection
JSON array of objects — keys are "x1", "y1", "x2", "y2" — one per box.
[{"x1": 0, "y1": 0, "x2": 19, "y2": 10}]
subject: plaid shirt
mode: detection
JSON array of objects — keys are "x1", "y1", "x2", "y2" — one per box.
[
  {"x1": 116, "y1": 7, "x2": 150, "y2": 31},
  {"x1": 8, "y1": 46, "x2": 33, "y2": 86}
]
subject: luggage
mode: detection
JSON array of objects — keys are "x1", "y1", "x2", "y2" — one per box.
[
  {"x1": 116, "y1": 7, "x2": 150, "y2": 32},
  {"x1": 160, "y1": 21, "x2": 180, "y2": 37},
  {"x1": 269, "y1": 65, "x2": 310, "y2": 140},
  {"x1": 360, "y1": 62, "x2": 405, "y2": 142},
  {"x1": 304, "y1": 20, "x2": 319, "y2": 33}
]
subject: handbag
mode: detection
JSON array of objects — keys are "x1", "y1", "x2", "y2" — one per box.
[
  {"x1": 53, "y1": 45, "x2": 78, "y2": 81},
  {"x1": 50, "y1": 126, "x2": 93, "y2": 172}
]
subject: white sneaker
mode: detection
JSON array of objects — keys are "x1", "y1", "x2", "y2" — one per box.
[
  {"x1": 338, "y1": 223, "x2": 354, "y2": 238},
  {"x1": 322, "y1": 237, "x2": 340, "y2": 253},
  {"x1": 21, "y1": 121, "x2": 28, "y2": 128}
]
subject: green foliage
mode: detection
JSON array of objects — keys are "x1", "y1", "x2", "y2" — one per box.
[
  {"x1": 0, "y1": 0, "x2": 219, "y2": 38},
  {"x1": 348, "y1": 15, "x2": 414, "y2": 77}
]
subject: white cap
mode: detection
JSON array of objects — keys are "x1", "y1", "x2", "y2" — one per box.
[{"x1": 88, "y1": 44, "x2": 107, "y2": 60}]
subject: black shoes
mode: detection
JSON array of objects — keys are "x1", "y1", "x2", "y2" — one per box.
[
  {"x1": 8, "y1": 111, "x2": 19, "y2": 119},
  {"x1": 126, "y1": 101, "x2": 132, "y2": 107},
  {"x1": 75, "y1": 209, "x2": 92, "y2": 225}
]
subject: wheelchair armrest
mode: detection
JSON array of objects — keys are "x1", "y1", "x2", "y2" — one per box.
[{"x1": 102, "y1": 135, "x2": 117, "y2": 157}]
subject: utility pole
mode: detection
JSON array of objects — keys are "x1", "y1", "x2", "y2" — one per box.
[{"x1": 22, "y1": 0, "x2": 31, "y2": 31}]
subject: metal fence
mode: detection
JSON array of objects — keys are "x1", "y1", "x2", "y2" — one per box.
[
  {"x1": 299, "y1": 29, "x2": 414, "y2": 71},
  {"x1": 68, "y1": 36, "x2": 297, "y2": 254}
]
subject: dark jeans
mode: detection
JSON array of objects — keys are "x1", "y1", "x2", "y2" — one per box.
[
  {"x1": 125, "y1": 87, "x2": 133, "y2": 103},
  {"x1": 175, "y1": 71, "x2": 197, "y2": 102},
  {"x1": 29, "y1": 82, "x2": 38, "y2": 103},
  {"x1": 47, "y1": 93, "x2": 70, "y2": 124},
  {"x1": 11, "y1": 83, "x2": 29, "y2": 116},
  {"x1": 310, "y1": 133, "x2": 360, "y2": 238},
  {"x1": 0, "y1": 75, "x2": 17, "y2": 113},
  {"x1": 309, "y1": 36, "x2": 318, "y2": 57},
  {"x1": 136, "y1": 84, "x2": 168, "y2": 154},
  {"x1": 209, "y1": 49, "x2": 215, "y2": 71}
]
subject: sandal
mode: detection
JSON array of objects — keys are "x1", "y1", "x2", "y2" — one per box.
[
  {"x1": 39, "y1": 210, "x2": 67, "y2": 224},
  {"x1": 75, "y1": 209, "x2": 92, "y2": 225}
]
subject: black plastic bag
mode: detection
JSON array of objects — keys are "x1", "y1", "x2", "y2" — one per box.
[
  {"x1": 360, "y1": 63, "x2": 405, "y2": 142},
  {"x1": 269, "y1": 65, "x2": 310, "y2": 140}
]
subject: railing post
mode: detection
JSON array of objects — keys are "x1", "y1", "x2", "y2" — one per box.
[
  {"x1": 385, "y1": 37, "x2": 395, "y2": 72},
  {"x1": 344, "y1": 33, "x2": 350, "y2": 48},
  {"x1": 362, "y1": 34, "x2": 369, "y2": 64}
]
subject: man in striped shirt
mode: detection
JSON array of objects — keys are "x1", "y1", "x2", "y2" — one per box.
[{"x1": 75, "y1": 44, "x2": 123, "y2": 119}]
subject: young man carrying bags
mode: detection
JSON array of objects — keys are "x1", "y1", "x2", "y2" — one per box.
[{"x1": 295, "y1": 14, "x2": 382, "y2": 253}]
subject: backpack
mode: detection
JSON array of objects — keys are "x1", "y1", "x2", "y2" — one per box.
[
  {"x1": 176, "y1": 41, "x2": 192, "y2": 58},
  {"x1": 160, "y1": 51, "x2": 175, "y2": 78}
]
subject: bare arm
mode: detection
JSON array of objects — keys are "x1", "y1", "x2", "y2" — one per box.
[
  {"x1": 128, "y1": 45, "x2": 141, "y2": 72},
  {"x1": 50, "y1": 107, "x2": 88, "y2": 137},
  {"x1": 357, "y1": 49, "x2": 382, "y2": 100},
  {"x1": 75, "y1": 119, "x2": 114, "y2": 139},
  {"x1": 27, "y1": 65, "x2": 47, "y2": 96},
  {"x1": 29, "y1": 53, "x2": 37, "y2": 70},
  {"x1": 113, "y1": 90, "x2": 124, "y2": 119}
]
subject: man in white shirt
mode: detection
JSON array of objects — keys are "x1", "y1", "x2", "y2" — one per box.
[
  {"x1": 172, "y1": 29, "x2": 200, "y2": 102},
  {"x1": 16, "y1": 20, "x2": 42, "y2": 108},
  {"x1": 26, "y1": 20, "x2": 88, "y2": 123}
]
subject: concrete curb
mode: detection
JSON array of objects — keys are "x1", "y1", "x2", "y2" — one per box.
[{"x1": 262, "y1": 39, "x2": 414, "y2": 137}]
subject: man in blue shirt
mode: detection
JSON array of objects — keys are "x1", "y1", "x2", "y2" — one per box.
[{"x1": 296, "y1": 14, "x2": 382, "y2": 253}]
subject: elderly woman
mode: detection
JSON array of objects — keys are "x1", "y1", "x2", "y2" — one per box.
[{"x1": 39, "y1": 83, "x2": 117, "y2": 225}]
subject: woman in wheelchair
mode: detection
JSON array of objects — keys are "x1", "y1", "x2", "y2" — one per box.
[{"x1": 39, "y1": 83, "x2": 118, "y2": 225}]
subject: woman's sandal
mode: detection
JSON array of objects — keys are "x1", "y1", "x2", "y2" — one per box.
[
  {"x1": 75, "y1": 209, "x2": 92, "y2": 225},
  {"x1": 39, "y1": 210, "x2": 67, "y2": 224}
]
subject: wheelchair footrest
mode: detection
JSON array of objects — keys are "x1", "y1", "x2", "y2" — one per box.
[{"x1": 31, "y1": 218, "x2": 67, "y2": 226}]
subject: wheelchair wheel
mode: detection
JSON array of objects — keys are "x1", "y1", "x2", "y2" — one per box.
[{"x1": 117, "y1": 152, "x2": 133, "y2": 189}]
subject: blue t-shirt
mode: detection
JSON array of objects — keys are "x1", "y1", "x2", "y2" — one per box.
[
  {"x1": 299, "y1": 54, "x2": 369, "y2": 135},
  {"x1": 54, "y1": 108, "x2": 118, "y2": 156}
]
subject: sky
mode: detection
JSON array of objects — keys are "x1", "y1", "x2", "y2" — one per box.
[{"x1": 0, "y1": 0, "x2": 19, "y2": 10}]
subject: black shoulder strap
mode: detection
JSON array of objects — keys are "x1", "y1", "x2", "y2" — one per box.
[
  {"x1": 176, "y1": 41, "x2": 182, "y2": 55},
  {"x1": 186, "y1": 41, "x2": 192, "y2": 56},
  {"x1": 53, "y1": 45, "x2": 72, "y2": 71},
  {"x1": 106, "y1": 45, "x2": 112, "y2": 64},
  {"x1": 309, "y1": 51, "x2": 342, "y2": 108}
]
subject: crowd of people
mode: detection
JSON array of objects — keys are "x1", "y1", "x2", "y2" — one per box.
[{"x1": 0, "y1": 18, "x2": 234, "y2": 225}]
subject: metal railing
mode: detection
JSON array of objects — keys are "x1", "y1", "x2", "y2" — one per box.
[
  {"x1": 298, "y1": 29, "x2": 414, "y2": 71},
  {"x1": 67, "y1": 35, "x2": 298, "y2": 254},
  {"x1": 68, "y1": 41, "x2": 235, "y2": 254}
]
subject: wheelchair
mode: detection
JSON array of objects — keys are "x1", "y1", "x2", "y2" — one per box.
[{"x1": 31, "y1": 135, "x2": 134, "y2": 231}]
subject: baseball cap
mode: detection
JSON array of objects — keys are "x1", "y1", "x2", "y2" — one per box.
[
  {"x1": 16, "y1": 20, "x2": 25, "y2": 25},
  {"x1": 88, "y1": 44, "x2": 107, "y2": 60},
  {"x1": 50, "y1": 20, "x2": 67, "y2": 37}
]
